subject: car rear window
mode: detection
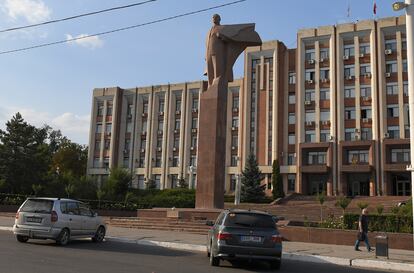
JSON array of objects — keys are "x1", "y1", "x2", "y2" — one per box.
[
  {"x1": 224, "y1": 213, "x2": 276, "y2": 228},
  {"x1": 20, "y1": 199, "x2": 53, "y2": 214}
]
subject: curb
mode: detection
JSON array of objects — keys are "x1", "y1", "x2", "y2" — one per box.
[
  {"x1": 0, "y1": 226, "x2": 12, "y2": 232},
  {"x1": 352, "y1": 258, "x2": 414, "y2": 272},
  {"x1": 283, "y1": 253, "x2": 351, "y2": 266}
]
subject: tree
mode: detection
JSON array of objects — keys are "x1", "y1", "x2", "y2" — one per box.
[
  {"x1": 178, "y1": 178, "x2": 188, "y2": 189},
  {"x1": 271, "y1": 160, "x2": 284, "y2": 199},
  {"x1": 52, "y1": 141, "x2": 88, "y2": 178},
  {"x1": 241, "y1": 154, "x2": 266, "y2": 203},
  {"x1": 146, "y1": 178, "x2": 157, "y2": 190},
  {"x1": 335, "y1": 196, "x2": 351, "y2": 216},
  {"x1": 0, "y1": 113, "x2": 50, "y2": 194},
  {"x1": 103, "y1": 168, "x2": 132, "y2": 199},
  {"x1": 316, "y1": 192, "x2": 326, "y2": 222}
]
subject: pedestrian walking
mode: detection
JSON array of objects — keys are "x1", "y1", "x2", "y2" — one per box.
[{"x1": 354, "y1": 208, "x2": 372, "y2": 252}]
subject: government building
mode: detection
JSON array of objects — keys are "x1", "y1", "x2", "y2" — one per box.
[{"x1": 87, "y1": 15, "x2": 411, "y2": 197}]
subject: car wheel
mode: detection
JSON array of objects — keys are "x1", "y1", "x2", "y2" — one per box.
[
  {"x1": 16, "y1": 235, "x2": 29, "y2": 243},
  {"x1": 56, "y1": 228, "x2": 70, "y2": 246},
  {"x1": 209, "y1": 243, "x2": 220, "y2": 267},
  {"x1": 270, "y1": 259, "x2": 281, "y2": 270},
  {"x1": 92, "y1": 226, "x2": 105, "y2": 243}
]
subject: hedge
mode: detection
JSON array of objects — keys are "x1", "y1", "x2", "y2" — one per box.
[{"x1": 344, "y1": 213, "x2": 413, "y2": 233}]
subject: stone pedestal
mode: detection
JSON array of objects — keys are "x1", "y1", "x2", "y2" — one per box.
[{"x1": 195, "y1": 79, "x2": 228, "y2": 209}]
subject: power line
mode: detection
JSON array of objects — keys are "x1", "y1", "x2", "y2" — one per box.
[
  {"x1": 0, "y1": 0, "x2": 157, "y2": 34},
  {"x1": 0, "y1": 0, "x2": 247, "y2": 56}
]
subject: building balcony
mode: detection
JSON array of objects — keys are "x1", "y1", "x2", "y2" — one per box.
[
  {"x1": 301, "y1": 164, "x2": 329, "y2": 173},
  {"x1": 384, "y1": 163, "x2": 409, "y2": 172},
  {"x1": 341, "y1": 163, "x2": 372, "y2": 173}
]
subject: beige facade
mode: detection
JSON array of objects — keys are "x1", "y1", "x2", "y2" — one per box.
[{"x1": 88, "y1": 16, "x2": 412, "y2": 197}]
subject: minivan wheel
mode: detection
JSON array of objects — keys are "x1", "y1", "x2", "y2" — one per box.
[
  {"x1": 92, "y1": 226, "x2": 105, "y2": 243},
  {"x1": 16, "y1": 235, "x2": 29, "y2": 243},
  {"x1": 209, "y1": 243, "x2": 220, "y2": 267},
  {"x1": 56, "y1": 228, "x2": 70, "y2": 246},
  {"x1": 270, "y1": 259, "x2": 281, "y2": 270}
]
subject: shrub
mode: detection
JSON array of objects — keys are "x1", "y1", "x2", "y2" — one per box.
[
  {"x1": 376, "y1": 204, "x2": 384, "y2": 215},
  {"x1": 343, "y1": 213, "x2": 412, "y2": 233},
  {"x1": 335, "y1": 197, "x2": 351, "y2": 215},
  {"x1": 356, "y1": 202, "x2": 369, "y2": 210},
  {"x1": 319, "y1": 214, "x2": 344, "y2": 229}
]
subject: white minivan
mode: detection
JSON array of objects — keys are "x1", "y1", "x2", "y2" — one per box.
[{"x1": 13, "y1": 197, "x2": 106, "y2": 245}]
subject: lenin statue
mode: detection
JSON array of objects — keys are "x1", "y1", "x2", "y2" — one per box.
[{"x1": 195, "y1": 14, "x2": 262, "y2": 209}]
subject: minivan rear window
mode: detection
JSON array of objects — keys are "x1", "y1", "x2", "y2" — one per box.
[
  {"x1": 20, "y1": 199, "x2": 53, "y2": 214},
  {"x1": 224, "y1": 213, "x2": 275, "y2": 228}
]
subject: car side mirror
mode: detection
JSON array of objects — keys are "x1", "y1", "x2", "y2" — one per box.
[{"x1": 206, "y1": 220, "x2": 214, "y2": 226}]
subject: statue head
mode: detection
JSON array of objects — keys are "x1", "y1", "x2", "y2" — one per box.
[{"x1": 212, "y1": 14, "x2": 221, "y2": 25}]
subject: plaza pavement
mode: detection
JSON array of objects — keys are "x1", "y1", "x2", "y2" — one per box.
[{"x1": 0, "y1": 215, "x2": 413, "y2": 272}]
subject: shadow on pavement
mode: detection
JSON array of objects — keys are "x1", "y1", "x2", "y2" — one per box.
[{"x1": 25, "y1": 238, "x2": 196, "y2": 257}]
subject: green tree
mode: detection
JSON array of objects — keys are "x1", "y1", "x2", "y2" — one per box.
[
  {"x1": 271, "y1": 160, "x2": 284, "y2": 199},
  {"x1": 178, "y1": 178, "x2": 188, "y2": 189},
  {"x1": 241, "y1": 154, "x2": 265, "y2": 203},
  {"x1": 0, "y1": 113, "x2": 50, "y2": 194},
  {"x1": 52, "y1": 141, "x2": 88, "y2": 178},
  {"x1": 335, "y1": 196, "x2": 351, "y2": 216},
  {"x1": 103, "y1": 168, "x2": 132, "y2": 199},
  {"x1": 146, "y1": 178, "x2": 157, "y2": 190},
  {"x1": 357, "y1": 201, "x2": 369, "y2": 211},
  {"x1": 316, "y1": 192, "x2": 326, "y2": 222}
]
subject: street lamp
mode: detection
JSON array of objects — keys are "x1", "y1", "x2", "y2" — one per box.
[{"x1": 392, "y1": 0, "x2": 414, "y2": 244}]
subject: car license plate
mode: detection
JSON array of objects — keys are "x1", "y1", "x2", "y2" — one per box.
[
  {"x1": 26, "y1": 217, "x2": 42, "y2": 223},
  {"x1": 240, "y1": 236, "x2": 262, "y2": 243}
]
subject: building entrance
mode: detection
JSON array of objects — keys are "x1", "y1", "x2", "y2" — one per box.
[
  {"x1": 308, "y1": 174, "x2": 328, "y2": 195},
  {"x1": 392, "y1": 174, "x2": 411, "y2": 196},
  {"x1": 347, "y1": 173, "x2": 369, "y2": 196}
]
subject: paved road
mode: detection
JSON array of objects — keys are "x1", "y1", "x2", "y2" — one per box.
[{"x1": 0, "y1": 231, "x2": 397, "y2": 273}]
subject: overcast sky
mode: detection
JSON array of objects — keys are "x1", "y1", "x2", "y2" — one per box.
[{"x1": 0, "y1": 0, "x2": 403, "y2": 145}]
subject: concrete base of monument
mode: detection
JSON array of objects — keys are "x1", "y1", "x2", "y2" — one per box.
[{"x1": 137, "y1": 208, "x2": 222, "y2": 221}]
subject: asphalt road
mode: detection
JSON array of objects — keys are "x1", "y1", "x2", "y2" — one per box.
[{"x1": 0, "y1": 231, "x2": 397, "y2": 273}]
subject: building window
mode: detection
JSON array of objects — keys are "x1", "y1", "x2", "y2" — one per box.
[
  {"x1": 106, "y1": 104, "x2": 113, "y2": 116},
  {"x1": 172, "y1": 156, "x2": 179, "y2": 167},
  {"x1": 345, "y1": 107, "x2": 356, "y2": 120},
  {"x1": 348, "y1": 150, "x2": 369, "y2": 164},
  {"x1": 288, "y1": 134, "x2": 295, "y2": 145},
  {"x1": 192, "y1": 97, "x2": 199, "y2": 110},
  {"x1": 288, "y1": 153, "x2": 296, "y2": 165},
  {"x1": 388, "y1": 126, "x2": 400, "y2": 139},
  {"x1": 361, "y1": 107, "x2": 372, "y2": 119},
  {"x1": 138, "y1": 155, "x2": 145, "y2": 168},
  {"x1": 191, "y1": 135, "x2": 197, "y2": 148},
  {"x1": 305, "y1": 130, "x2": 315, "y2": 143},
  {"x1": 386, "y1": 83, "x2": 398, "y2": 95},
  {"x1": 360, "y1": 43, "x2": 370, "y2": 54},
  {"x1": 402, "y1": 38, "x2": 407, "y2": 50},
  {"x1": 320, "y1": 110, "x2": 330, "y2": 121},
  {"x1": 288, "y1": 113, "x2": 295, "y2": 124},
  {"x1": 230, "y1": 175, "x2": 237, "y2": 191},
  {"x1": 105, "y1": 123, "x2": 112, "y2": 133},
  {"x1": 156, "y1": 99, "x2": 163, "y2": 114},
  {"x1": 232, "y1": 96, "x2": 239, "y2": 109},
  {"x1": 104, "y1": 139, "x2": 110, "y2": 150},
  {"x1": 320, "y1": 69, "x2": 329, "y2": 80},
  {"x1": 140, "y1": 139, "x2": 146, "y2": 150},
  {"x1": 305, "y1": 49, "x2": 315, "y2": 61},
  {"x1": 305, "y1": 110, "x2": 315, "y2": 122},
  {"x1": 386, "y1": 61, "x2": 397, "y2": 73},
  {"x1": 320, "y1": 130, "x2": 330, "y2": 142},
  {"x1": 404, "y1": 82, "x2": 409, "y2": 96},
  {"x1": 361, "y1": 128, "x2": 372, "y2": 141},
  {"x1": 174, "y1": 119, "x2": 180, "y2": 130},
  {"x1": 231, "y1": 135, "x2": 238, "y2": 148},
  {"x1": 136, "y1": 175, "x2": 144, "y2": 189},
  {"x1": 305, "y1": 69, "x2": 315, "y2": 81},
  {"x1": 96, "y1": 124, "x2": 102, "y2": 133},
  {"x1": 344, "y1": 45, "x2": 355, "y2": 57},
  {"x1": 156, "y1": 137, "x2": 162, "y2": 148},
  {"x1": 190, "y1": 155, "x2": 197, "y2": 167},
  {"x1": 97, "y1": 103, "x2": 104, "y2": 116},
  {"x1": 93, "y1": 157, "x2": 100, "y2": 168},
  {"x1": 95, "y1": 141, "x2": 101, "y2": 152},
  {"x1": 288, "y1": 174, "x2": 296, "y2": 192},
  {"x1": 345, "y1": 128, "x2": 356, "y2": 141},
  {"x1": 231, "y1": 155, "x2": 238, "y2": 167},
  {"x1": 320, "y1": 88, "x2": 330, "y2": 100},
  {"x1": 307, "y1": 151, "x2": 326, "y2": 165},
  {"x1": 141, "y1": 120, "x2": 147, "y2": 134},
  {"x1": 361, "y1": 86, "x2": 371, "y2": 97},
  {"x1": 288, "y1": 72, "x2": 296, "y2": 84},
  {"x1": 175, "y1": 98, "x2": 181, "y2": 112},
  {"x1": 403, "y1": 59, "x2": 408, "y2": 73},
  {"x1": 123, "y1": 157, "x2": 129, "y2": 168},
  {"x1": 305, "y1": 89, "x2": 315, "y2": 101},
  {"x1": 171, "y1": 174, "x2": 178, "y2": 188},
  {"x1": 344, "y1": 87, "x2": 355, "y2": 98},
  {"x1": 192, "y1": 117, "x2": 198, "y2": 129},
  {"x1": 126, "y1": 122, "x2": 133, "y2": 133},
  {"x1": 391, "y1": 148, "x2": 410, "y2": 163},
  {"x1": 320, "y1": 48, "x2": 329, "y2": 59},
  {"x1": 387, "y1": 104, "x2": 399, "y2": 118},
  {"x1": 154, "y1": 175, "x2": 161, "y2": 189},
  {"x1": 143, "y1": 100, "x2": 148, "y2": 114},
  {"x1": 360, "y1": 64, "x2": 371, "y2": 75},
  {"x1": 288, "y1": 94, "x2": 296, "y2": 104},
  {"x1": 232, "y1": 117, "x2": 239, "y2": 128},
  {"x1": 103, "y1": 157, "x2": 110, "y2": 169},
  {"x1": 344, "y1": 65, "x2": 355, "y2": 77},
  {"x1": 158, "y1": 120, "x2": 164, "y2": 131},
  {"x1": 155, "y1": 155, "x2": 162, "y2": 167},
  {"x1": 385, "y1": 39, "x2": 397, "y2": 51},
  {"x1": 124, "y1": 139, "x2": 130, "y2": 152}
]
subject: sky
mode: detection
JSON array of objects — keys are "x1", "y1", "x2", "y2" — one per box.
[{"x1": 0, "y1": 0, "x2": 405, "y2": 145}]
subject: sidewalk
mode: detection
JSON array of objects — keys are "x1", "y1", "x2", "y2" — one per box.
[{"x1": 1, "y1": 216, "x2": 413, "y2": 272}]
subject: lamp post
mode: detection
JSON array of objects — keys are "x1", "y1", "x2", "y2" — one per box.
[{"x1": 393, "y1": 0, "x2": 414, "y2": 244}]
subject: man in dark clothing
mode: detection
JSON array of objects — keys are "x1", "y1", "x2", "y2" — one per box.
[{"x1": 354, "y1": 208, "x2": 372, "y2": 251}]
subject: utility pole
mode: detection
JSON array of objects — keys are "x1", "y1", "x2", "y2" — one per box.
[{"x1": 392, "y1": 0, "x2": 414, "y2": 245}]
